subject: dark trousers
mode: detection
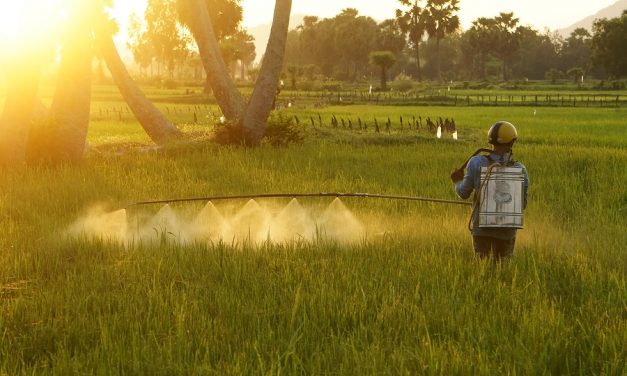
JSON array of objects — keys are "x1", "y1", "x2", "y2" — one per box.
[{"x1": 473, "y1": 236, "x2": 516, "y2": 261}]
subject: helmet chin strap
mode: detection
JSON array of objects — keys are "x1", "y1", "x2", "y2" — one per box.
[
  {"x1": 491, "y1": 142, "x2": 515, "y2": 164},
  {"x1": 493, "y1": 143, "x2": 512, "y2": 154}
]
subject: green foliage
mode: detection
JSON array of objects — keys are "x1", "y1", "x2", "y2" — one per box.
[
  {"x1": 369, "y1": 51, "x2": 396, "y2": 90},
  {"x1": 561, "y1": 28, "x2": 592, "y2": 74},
  {"x1": 514, "y1": 27, "x2": 560, "y2": 80},
  {"x1": 391, "y1": 73, "x2": 415, "y2": 92},
  {"x1": 424, "y1": 0, "x2": 460, "y2": 81},
  {"x1": 287, "y1": 64, "x2": 304, "y2": 90},
  {"x1": 213, "y1": 113, "x2": 304, "y2": 147},
  {"x1": 369, "y1": 51, "x2": 396, "y2": 69},
  {"x1": 396, "y1": 0, "x2": 429, "y2": 81},
  {"x1": 591, "y1": 10, "x2": 627, "y2": 78},
  {"x1": 284, "y1": 9, "x2": 382, "y2": 80},
  {"x1": 283, "y1": 6, "x2": 624, "y2": 84},
  {"x1": 263, "y1": 114, "x2": 306, "y2": 147},
  {"x1": 129, "y1": 0, "x2": 243, "y2": 79},
  {"x1": 544, "y1": 68, "x2": 564, "y2": 84},
  {"x1": 567, "y1": 67, "x2": 584, "y2": 84},
  {"x1": 320, "y1": 82, "x2": 344, "y2": 92},
  {"x1": 176, "y1": 0, "x2": 243, "y2": 41},
  {"x1": 376, "y1": 19, "x2": 406, "y2": 54},
  {"x1": 131, "y1": 0, "x2": 191, "y2": 77}
]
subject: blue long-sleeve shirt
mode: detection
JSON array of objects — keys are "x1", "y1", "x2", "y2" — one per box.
[{"x1": 455, "y1": 152, "x2": 529, "y2": 240}]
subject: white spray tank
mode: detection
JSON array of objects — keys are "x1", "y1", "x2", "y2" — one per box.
[{"x1": 478, "y1": 163, "x2": 525, "y2": 229}]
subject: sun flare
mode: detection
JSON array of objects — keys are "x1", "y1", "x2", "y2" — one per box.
[
  {"x1": 0, "y1": 3, "x2": 21, "y2": 42},
  {"x1": 0, "y1": 0, "x2": 67, "y2": 55}
]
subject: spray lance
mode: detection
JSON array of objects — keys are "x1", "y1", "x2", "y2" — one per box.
[
  {"x1": 121, "y1": 150, "x2": 518, "y2": 210},
  {"x1": 125, "y1": 192, "x2": 471, "y2": 209},
  {"x1": 122, "y1": 152, "x2": 509, "y2": 209},
  {"x1": 121, "y1": 150, "x2": 509, "y2": 210}
]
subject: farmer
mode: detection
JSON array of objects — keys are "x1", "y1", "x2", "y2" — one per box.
[{"x1": 450, "y1": 121, "x2": 530, "y2": 260}]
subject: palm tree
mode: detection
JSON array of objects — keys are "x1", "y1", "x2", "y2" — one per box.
[
  {"x1": 396, "y1": 0, "x2": 427, "y2": 82},
  {"x1": 369, "y1": 51, "x2": 396, "y2": 90},
  {"x1": 424, "y1": 0, "x2": 460, "y2": 82},
  {"x1": 177, "y1": 0, "x2": 246, "y2": 121},
  {"x1": 0, "y1": 62, "x2": 41, "y2": 166},
  {"x1": 240, "y1": 0, "x2": 292, "y2": 144},
  {"x1": 493, "y1": 12, "x2": 520, "y2": 81},
  {"x1": 44, "y1": 2, "x2": 94, "y2": 163},
  {"x1": 178, "y1": 0, "x2": 292, "y2": 145},
  {"x1": 95, "y1": 17, "x2": 181, "y2": 145}
]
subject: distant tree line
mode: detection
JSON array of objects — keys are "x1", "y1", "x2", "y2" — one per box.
[
  {"x1": 127, "y1": 0, "x2": 256, "y2": 88},
  {"x1": 282, "y1": 2, "x2": 627, "y2": 88}
]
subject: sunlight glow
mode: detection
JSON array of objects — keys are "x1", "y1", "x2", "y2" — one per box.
[
  {"x1": 0, "y1": 3, "x2": 21, "y2": 42},
  {"x1": 0, "y1": 0, "x2": 66, "y2": 57}
]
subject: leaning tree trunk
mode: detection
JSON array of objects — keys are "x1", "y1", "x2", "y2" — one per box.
[
  {"x1": 98, "y1": 33, "x2": 181, "y2": 144},
  {"x1": 45, "y1": 28, "x2": 93, "y2": 163},
  {"x1": 241, "y1": 0, "x2": 292, "y2": 145},
  {"x1": 0, "y1": 63, "x2": 41, "y2": 166},
  {"x1": 185, "y1": 0, "x2": 245, "y2": 121}
]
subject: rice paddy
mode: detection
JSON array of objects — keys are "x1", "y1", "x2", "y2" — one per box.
[{"x1": 0, "y1": 85, "x2": 625, "y2": 374}]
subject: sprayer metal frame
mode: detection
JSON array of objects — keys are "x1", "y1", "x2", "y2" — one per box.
[{"x1": 126, "y1": 193, "x2": 472, "y2": 209}]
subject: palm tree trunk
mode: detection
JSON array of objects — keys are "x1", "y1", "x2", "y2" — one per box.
[
  {"x1": 241, "y1": 0, "x2": 292, "y2": 145},
  {"x1": 0, "y1": 63, "x2": 41, "y2": 166},
  {"x1": 436, "y1": 37, "x2": 442, "y2": 82},
  {"x1": 98, "y1": 33, "x2": 181, "y2": 144},
  {"x1": 414, "y1": 42, "x2": 422, "y2": 82},
  {"x1": 186, "y1": 0, "x2": 245, "y2": 121},
  {"x1": 380, "y1": 66, "x2": 387, "y2": 90},
  {"x1": 502, "y1": 59, "x2": 508, "y2": 81},
  {"x1": 46, "y1": 31, "x2": 93, "y2": 163}
]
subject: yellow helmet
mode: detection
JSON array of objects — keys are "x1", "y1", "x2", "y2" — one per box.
[{"x1": 488, "y1": 121, "x2": 518, "y2": 145}]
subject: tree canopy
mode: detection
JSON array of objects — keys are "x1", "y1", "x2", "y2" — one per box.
[{"x1": 591, "y1": 10, "x2": 627, "y2": 78}]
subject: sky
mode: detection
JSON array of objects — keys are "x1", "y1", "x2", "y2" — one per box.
[{"x1": 111, "y1": 0, "x2": 617, "y2": 32}]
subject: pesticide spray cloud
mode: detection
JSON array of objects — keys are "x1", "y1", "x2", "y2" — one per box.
[
  {"x1": 69, "y1": 206, "x2": 128, "y2": 242},
  {"x1": 69, "y1": 198, "x2": 367, "y2": 246}
]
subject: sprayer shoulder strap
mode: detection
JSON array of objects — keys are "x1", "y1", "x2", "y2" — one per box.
[
  {"x1": 484, "y1": 154, "x2": 518, "y2": 167},
  {"x1": 484, "y1": 154, "x2": 497, "y2": 166}
]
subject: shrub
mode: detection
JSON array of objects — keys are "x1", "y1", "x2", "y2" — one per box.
[
  {"x1": 213, "y1": 114, "x2": 304, "y2": 147},
  {"x1": 162, "y1": 79, "x2": 178, "y2": 89},
  {"x1": 390, "y1": 73, "x2": 415, "y2": 92},
  {"x1": 298, "y1": 80, "x2": 318, "y2": 92},
  {"x1": 320, "y1": 82, "x2": 343, "y2": 92},
  {"x1": 263, "y1": 114, "x2": 305, "y2": 147},
  {"x1": 391, "y1": 79, "x2": 414, "y2": 92}
]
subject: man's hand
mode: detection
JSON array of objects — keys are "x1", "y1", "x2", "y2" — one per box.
[{"x1": 450, "y1": 168, "x2": 465, "y2": 183}]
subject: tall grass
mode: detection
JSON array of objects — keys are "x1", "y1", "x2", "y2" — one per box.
[{"x1": 0, "y1": 98, "x2": 625, "y2": 373}]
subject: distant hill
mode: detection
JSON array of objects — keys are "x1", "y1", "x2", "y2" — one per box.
[
  {"x1": 247, "y1": 14, "x2": 306, "y2": 63},
  {"x1": 559, "y1": 0, "x2": 627, "y2": 36}
]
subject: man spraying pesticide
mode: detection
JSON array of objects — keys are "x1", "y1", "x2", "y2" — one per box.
[{"x1": 450, "y1": 121, "x2": 530, "y2": 261}]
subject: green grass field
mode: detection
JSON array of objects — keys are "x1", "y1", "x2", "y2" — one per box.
[{"x1": 0, "y1": 85, "x2": 626, "y2": 374}]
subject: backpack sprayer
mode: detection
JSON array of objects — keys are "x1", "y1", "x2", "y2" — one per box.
[{"x1": 462, "y1": 149, "x2": 526, "y2": 230}]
